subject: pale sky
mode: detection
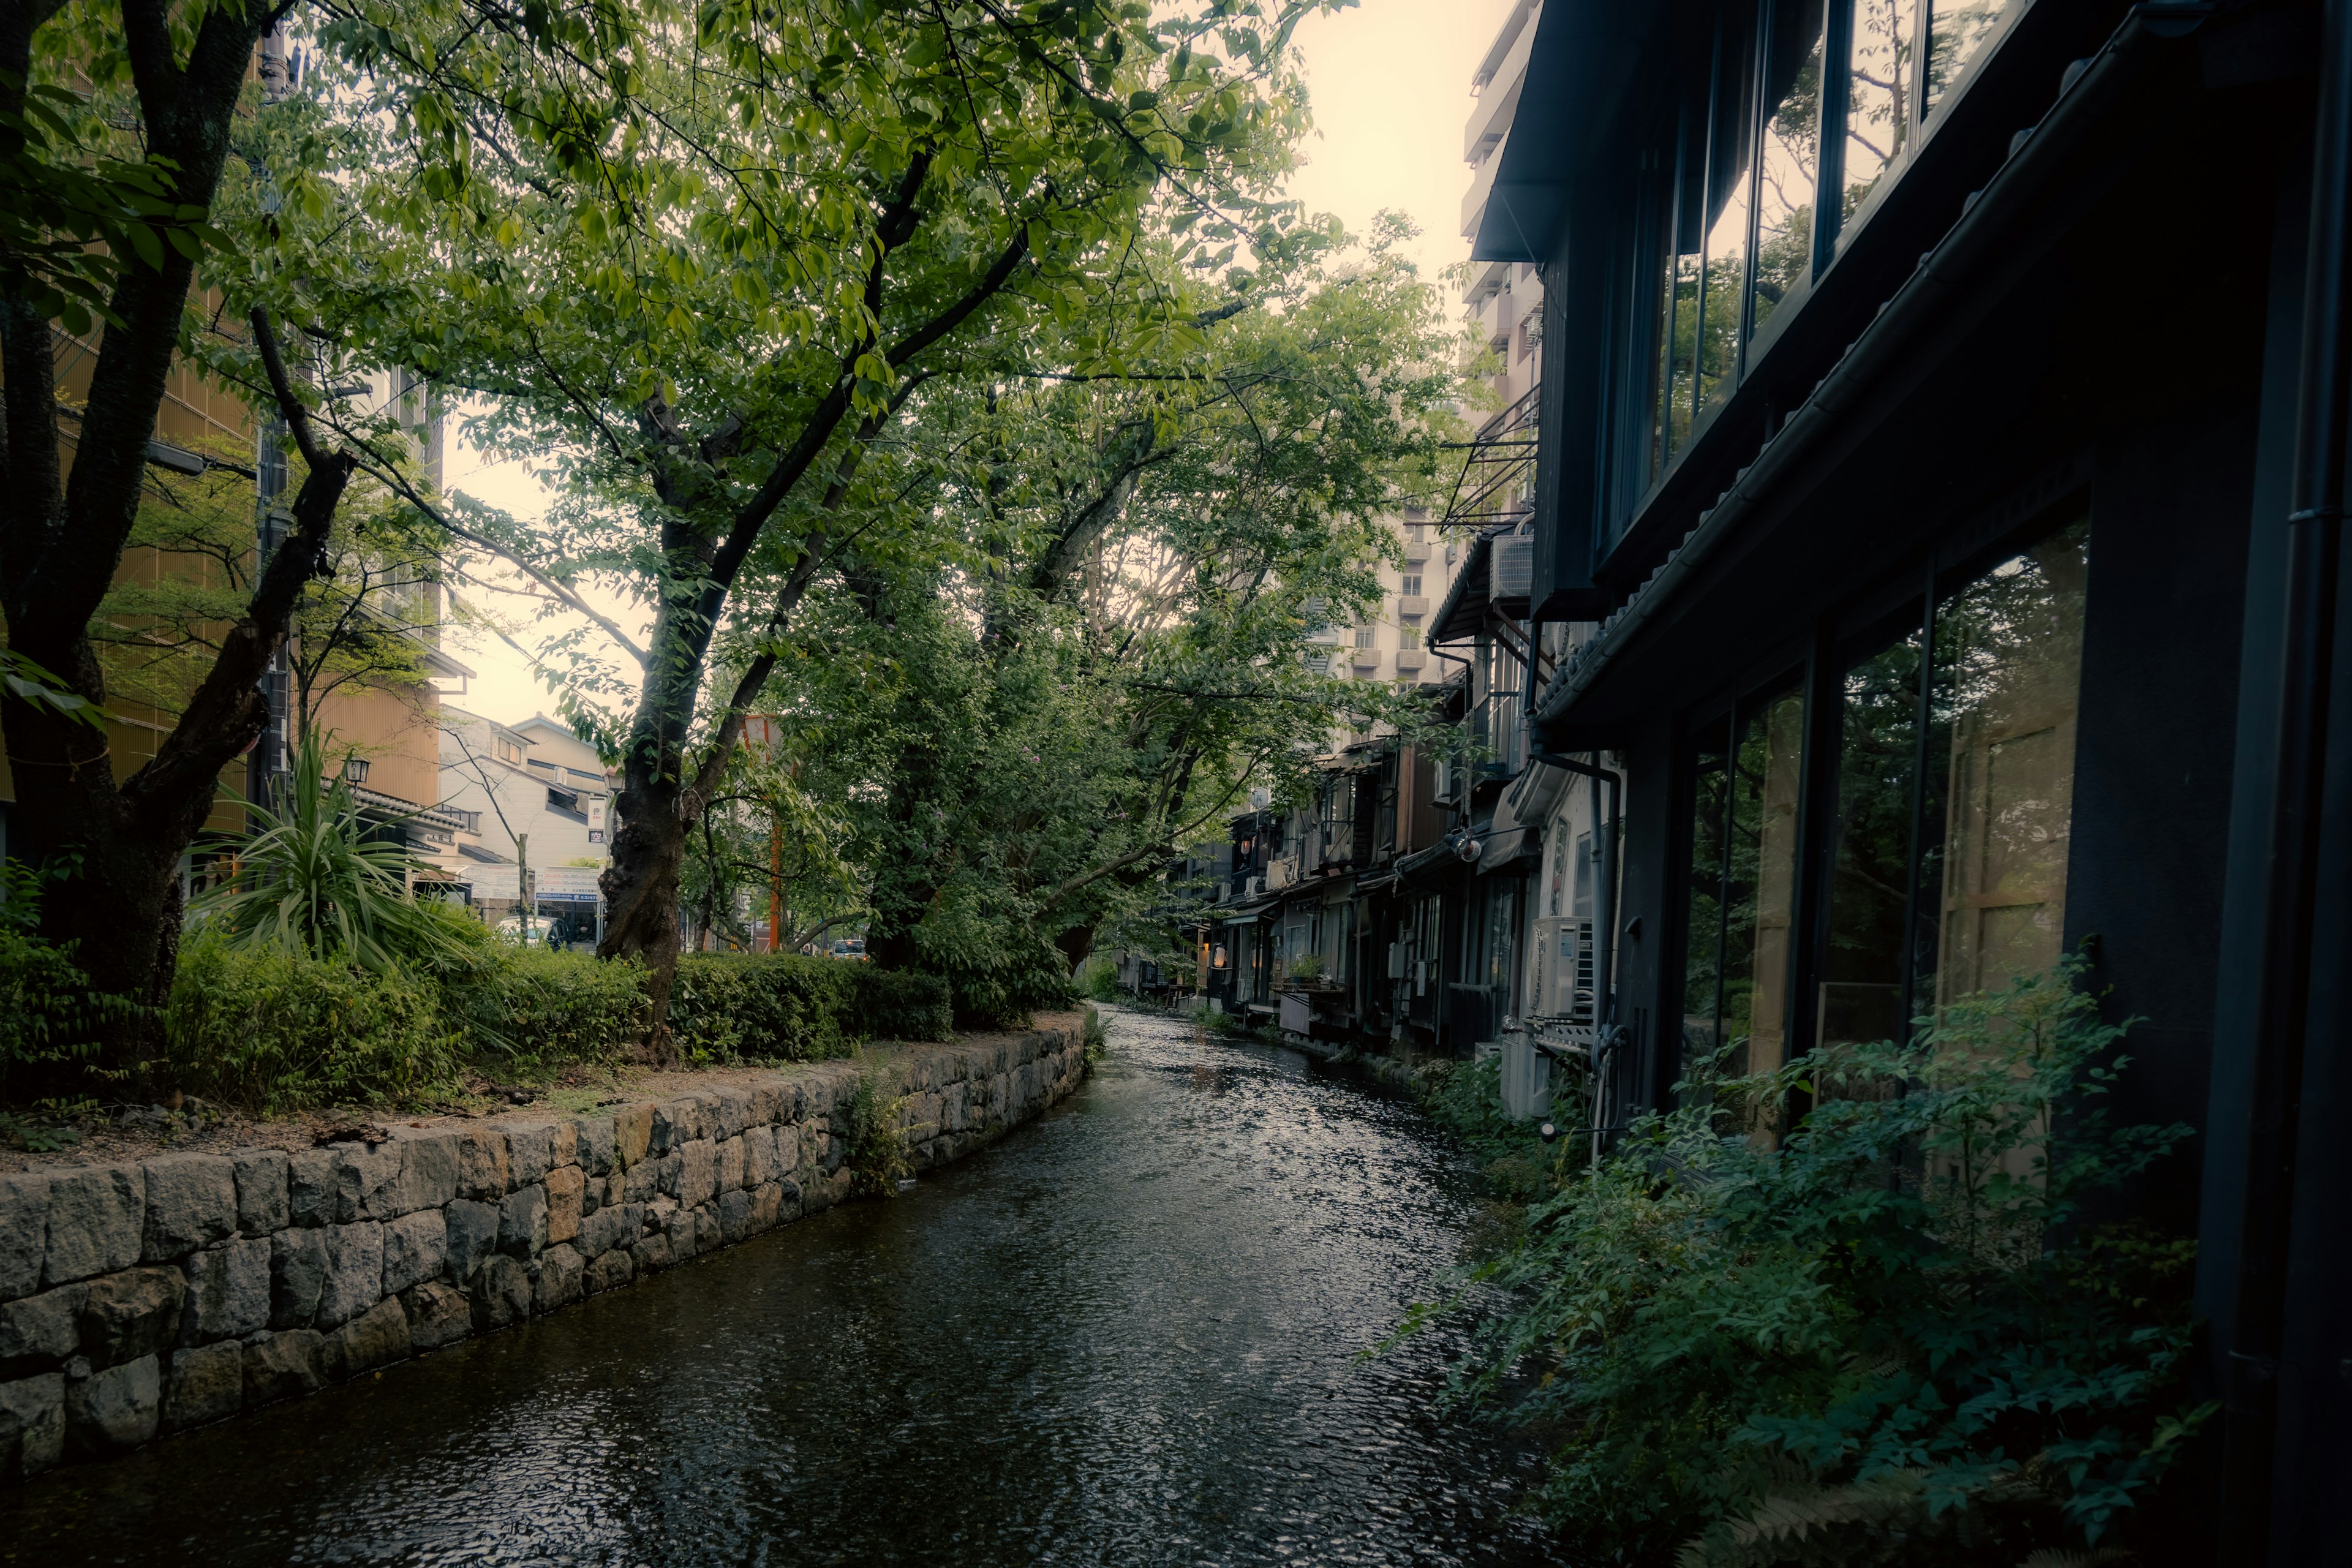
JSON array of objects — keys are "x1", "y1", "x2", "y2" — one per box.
[{"x1": 442, "y1": 0, "x2": 1512, "y2": 729}]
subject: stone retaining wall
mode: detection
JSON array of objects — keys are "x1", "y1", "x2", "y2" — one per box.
[{"x1": 0, "y1": 1021, "x2": 1087, "y2": 1481}]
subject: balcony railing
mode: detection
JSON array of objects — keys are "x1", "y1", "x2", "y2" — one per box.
[{"x1": 1439, "y1": 382, "x2": 1539, "y2": 532}]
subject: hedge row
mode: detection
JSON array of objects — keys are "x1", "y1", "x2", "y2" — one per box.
[{"x1": 152, "y1": 937, "x2": 955, "y2": 1114}]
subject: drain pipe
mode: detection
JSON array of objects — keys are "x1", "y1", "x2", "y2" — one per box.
[
  {"x1": 1533, "y1": 752, "x2": 1621, "y2": 1166},
  {"x1": 2219, "y1": 0, "x2": 2352, "y2": 1555}
]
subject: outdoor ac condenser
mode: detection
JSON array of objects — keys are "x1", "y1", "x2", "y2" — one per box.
[{"x1": 1529, "y1": 916, "x2": 1596, "y2": 1025}]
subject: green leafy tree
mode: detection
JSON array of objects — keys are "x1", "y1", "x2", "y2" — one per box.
[{"x1": 254, "y1": 0, "x2": 1337, "y2": 1043}]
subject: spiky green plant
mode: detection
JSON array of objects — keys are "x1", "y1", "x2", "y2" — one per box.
[{"x1": 194, "y1": 729, "x2": 459, "y2": 971}]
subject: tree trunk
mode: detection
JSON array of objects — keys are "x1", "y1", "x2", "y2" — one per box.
[{"x1": 598, "y1": 741, "x2": 690, "y2": 1058}]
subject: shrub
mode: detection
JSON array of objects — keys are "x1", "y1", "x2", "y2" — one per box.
[
  {"x1": 842, "y1": 1050, "x2": 911, "y2": 1197},
  {"x1": 1417, "y1": 1052, "x2": 1568, "y2": 1205},
  {"x1": 916, "y1": 922, "x2": 1074, "y2": 1030},
  {"x1": 1433, "y1": 959, "x2": 2208, "y2": 1566},
  {"x1": 192, "y1": 729, "x2": 463, "y2": 971},
  {"x1": 163, "y1": 932, "x2": 459, "y2": 1113},
  {"x1": 1077, "y1": 956, "x2": 1120, "y2": 1002},
  {"x1": 671, "y1": 952, "x2": 854, "y2": 1063},
  {"x1": 0, "y1": 924, "x2": 136, "y2": 1096},
  {"x1": 847, "y1": 965, "x2": 953, "y2": 1042},
  {"x1": 435, "y1": 938, "x2": 649, "y2": 1075}
]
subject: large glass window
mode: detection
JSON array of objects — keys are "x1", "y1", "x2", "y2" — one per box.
[
  {"x1": 1923, "y1": 0, "x2": 2008, "y2": 119},
  {"x1": 1696, "y1": 5, "x2": 1757, "y2": 414},
  {"x1": 1679, "y1": 688, "x2": 1804, "y2": 1091},
  {"x1": 1750, "y1": 0, "x2": 1826, "y2": 344},
  {"x1": 1817, "y1": 517, "x2": 2090, "y2": 1051},
  {"x1": 1681, "y1": 737, "x2": 1732, "y2": 1071},
  {"x1": 1841, "y1": 0, "x2": 1918, "y2": 235},
  {"x1": 1919, "y1": 521, "x2": 2089, "y2": 1003},
  {"x1": 1821, "y1": 624, "x2": 1924, "y2": 1050}
]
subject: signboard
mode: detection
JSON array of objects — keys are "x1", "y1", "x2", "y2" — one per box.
[
  {"x1": 740, "y1": 714, "x2": 783, "y2": 755},
  {"x1": 462, "y1": 865, "x2": 604, "y2": 903},
  {"x1": 587, "y1": 797, "x2": 606, "y2": 845}
]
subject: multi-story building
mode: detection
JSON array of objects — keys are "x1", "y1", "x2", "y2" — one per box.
[
  {"x1": 433, "y1": 709, "x2": 615, "y2": 937},
  {"x1": 1484, "y1": 0, "x2": 2352, "y2": 1551},
  {"x1": 5, "y1": 304, "x2": 456, "y2": 891}
]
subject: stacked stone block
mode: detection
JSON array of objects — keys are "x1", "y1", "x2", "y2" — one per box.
[{"x1": 0, "y1": 1022, "x2": 1085, "y2": 1482}]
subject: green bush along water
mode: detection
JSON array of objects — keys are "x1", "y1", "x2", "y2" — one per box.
[{"x1": 1412, "y1": 959, "x2": 2209, "y2": 1567}]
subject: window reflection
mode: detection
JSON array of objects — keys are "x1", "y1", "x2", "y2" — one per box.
[
  {"x1": 1822, "y1": 625, "x2": 1921, "y2": 1050},
  {"x1": 1924, "y1": 0, "x2": 2008, "y2": 118},
  {"x1": 1842, "y1": 0, "x2": 1918, "y2": 233},
  {"x1": 1750, "y1": 0, "x2": 1825, "y2": 344},
  {"x1": 1725, "y1": 692, "x2": 1803, "y2": 1086},
  {"x1": 1696, "y1": 7, "x2": 1755, "y2": 413},
  {"x1": 1681, "y1": 739, "x2": 1731, "y2": 1075},
  {"x1": 1920, "y1": 521, "x2": 2089, "y2": 1004}
]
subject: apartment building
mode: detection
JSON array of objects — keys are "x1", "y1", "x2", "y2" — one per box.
[{"x1": 433, "y1": 709, "x2": 615, "y2": 934}]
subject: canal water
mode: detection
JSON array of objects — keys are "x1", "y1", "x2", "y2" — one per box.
[{"x1": 8, "y1": 1008, "x2": 1567, "y2": 1566}]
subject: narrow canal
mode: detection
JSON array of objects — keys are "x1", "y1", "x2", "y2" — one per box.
[{"x1": 7, "y1": 1008, "x2": 1566, "y2": 1566}]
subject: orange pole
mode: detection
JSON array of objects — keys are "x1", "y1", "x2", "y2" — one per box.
[{"x1": 769, "y1": 815, "x2": 783, "y2": 952}]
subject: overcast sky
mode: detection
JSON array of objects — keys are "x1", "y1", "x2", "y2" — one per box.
[{"x1": 440, "y1": 0, "x2": 1512, "y2": 728}]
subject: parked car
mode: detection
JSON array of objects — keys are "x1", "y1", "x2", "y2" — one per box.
[{"x1": 827, "y1": 937, "x2": 867, "y2": 962}]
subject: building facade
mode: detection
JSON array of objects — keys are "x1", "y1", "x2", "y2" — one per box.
[
  {"x1": 1482, "y1": 0, "x2": 2352, "y2": 1555},
  {"x1": 433, "y1": 708, "x2": 615, "y2": 938}
]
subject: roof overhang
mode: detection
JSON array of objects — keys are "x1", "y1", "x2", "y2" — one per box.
[{"x1": 1471, "y1": 0, "x2": 1663, "y2": 263}]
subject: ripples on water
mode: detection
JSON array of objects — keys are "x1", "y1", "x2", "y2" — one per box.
[{"x1": 9, "y1": 1009, "x2": 1568, "y2": 1567}]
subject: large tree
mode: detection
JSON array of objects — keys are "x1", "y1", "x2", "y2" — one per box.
[
  {"x1": 0, "y1": 0, "x2": 346, "y2": 1083},
  {"x1": 711, "y1": 217, "x2": 1466, "y2": 1016},
  {"x1": 272, "y1": 0, "x2": 1331, "y2": 1039}
]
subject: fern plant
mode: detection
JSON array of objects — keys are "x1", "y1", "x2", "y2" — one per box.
[{"x1": 1428, "y1": 956, "x2": 2210, "y2": 1566}]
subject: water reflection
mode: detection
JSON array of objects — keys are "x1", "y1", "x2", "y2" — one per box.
[{"x1": 7, "y1": 1010, "x2": 1568, "y2": 1567}]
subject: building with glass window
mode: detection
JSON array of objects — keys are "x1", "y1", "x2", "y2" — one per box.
[{"x1": 1488, "y1": 0, "x2": 2352, "y2": 1553}]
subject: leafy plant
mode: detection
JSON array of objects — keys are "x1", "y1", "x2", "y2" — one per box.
[
  {"x1": 163, "y1": 931, "x2": 460, "y2": 1114},
  {"x1": 1417, "y1": 1052, "x2": 1572, "y2": 1207},
  {"x1": 843, "y1": 1051, "x2": 911, "y2": 1199},
  {"x1": 192, "y1": 729, "x2": 460, "y2": 972},
  {"x1": 1431, "y1": 959, "x2": 2207, "y2": 1566}
]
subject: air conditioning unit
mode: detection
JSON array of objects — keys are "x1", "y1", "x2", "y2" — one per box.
[
  {"x1": 1248, "y1": 874, "x2": 1267, "y2": 899},
  {"x1": 1529, "y1": 915, "x2": 1596, "y2": 1026},
  {"x1": 1266, "y1": 857, "x2": 1298, "y2": 891}
]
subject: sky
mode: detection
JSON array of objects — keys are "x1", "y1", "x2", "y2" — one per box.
[{"x1": 440, "y1": 0, "x2": 1514, "y2": 728}]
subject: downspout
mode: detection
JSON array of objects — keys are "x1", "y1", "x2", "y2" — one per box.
[
  {"x1": 1533, "y1": 751, "x2": 1621, "y2": 1165},
  {"x1": 2218, "y1": 0, "x2": 2352, "y2": 1554}
]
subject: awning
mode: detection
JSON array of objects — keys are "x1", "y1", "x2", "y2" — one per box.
[
  {"x1": 1471, "y1": 826, "x2": 1544, "y2": 872},
  {"x1": 1216, "y1": 900, "x2": 1280, "y2": 925}
]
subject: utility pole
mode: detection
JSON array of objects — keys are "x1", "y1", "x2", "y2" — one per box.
[
  {"x1": 764, "y1": 777, "x2": 790, "y2": 956},
  {"x1": 516, "y1": 831, "x2": 535, "y2": 946}
]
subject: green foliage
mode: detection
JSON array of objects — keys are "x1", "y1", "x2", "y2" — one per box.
[
  {"x1": 1081, "y1": 1003, "x2": 1109, "y2": 1065},
  {"x1": 847, "y1": 967, "x2": 954, "y2": 1043},
  {"x1": 418, "y1": 907, "x2": 649, "y2": 1076},
  {"x1": 192, "y1": 730, "x2": 462, "y2": 972},
  {"x1": 1077, "y1": 956, "x2": 1121, "y2": 1003},
  {"x1": 0, "y1": 859, "x2": 140, "y2": 1093},
  {"x1": 1439, "y1": 960, "x2": 2207, "y2": 1565},
  {"x1": 1416, "y1": 1053, "x2": 1569, "y2": 1207},
  {"x1": 670, "y1": 953, "x2": 855, "y2": 1065},
  {"x1": 843, "y1": 1051, "x2": 912, "y2": 1199},
  {"x1": 0, "y1": 923, "x2": 134, "y2": 1092},
  {"x1": 163, "y1": 932, "x2": 459, "y2": 1115}
]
